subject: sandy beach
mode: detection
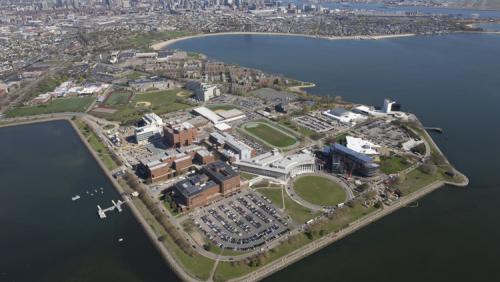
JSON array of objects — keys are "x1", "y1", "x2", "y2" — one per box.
[{"x1": 151, "y1": 32, "x2": 416, "y2": 50}]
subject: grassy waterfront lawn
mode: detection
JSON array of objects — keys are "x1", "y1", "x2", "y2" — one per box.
[
  {"x1": 242, "y1": 122, "x2": 297, "y2": 148},
  {"x1": 396, "y1": 168, "x2": 442, "y2": 196},
  {"x1": 293, "y1": 176, "x2": 347, "y2": 207},
  {"x1": 6, "y1": 97, "x2": 95, "y2": 117},
  {"x1": 257, "y1": 187, "x2": 318, "y2": 224},
  {"x1": 74, "y1": 119, "x2": 118, "y2": 170},
  {"x1": 132, "y1": 198, "x2": 215, "y2": 280},
  {"x1": 379, "y1": 155, "x2": 412, "y2": 174},
  {"x1": 213, "y1": 233, "x2": 312, "y2": 282},
  {"x1": 94, "y1": 89, "x2": 191, "y2": 124}
]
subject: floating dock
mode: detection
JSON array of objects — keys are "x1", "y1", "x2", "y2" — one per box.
[{"x1": 97, "y1": 199, "x2": 127, "y2": 219}]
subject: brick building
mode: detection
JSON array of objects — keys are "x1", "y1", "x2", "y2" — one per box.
[
  {"x1": 164, "y1": 122, "x2": 198, "y2": 148},
  {"x1": 172, "y1": 161, "x2": 241, "y2": 210}
]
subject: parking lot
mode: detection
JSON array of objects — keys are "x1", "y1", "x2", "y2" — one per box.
[
  {"x1": 293, "y1": 113, "x2": 347, "y2": 133},
  {"x1": 192, "y1": 190, "x2": 290, "y2": 251},
  {"x1": 352, "y1": 119, "x2": 413, "y2": 148}
]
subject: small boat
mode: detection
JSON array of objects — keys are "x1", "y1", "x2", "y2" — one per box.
[
  {"x1": 90, "y1": 193, "x2": 94, "y2": 196},
  {"x1": 118, "y1": 238, "x2": 124, "y2": 242},
  {"x1": 72, "y1": 195, "x2": 81, "y2": 201}
]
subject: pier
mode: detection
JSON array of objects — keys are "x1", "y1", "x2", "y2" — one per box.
[{"x1": 97, "y1": 199, "x2": 127, "y2": 219}]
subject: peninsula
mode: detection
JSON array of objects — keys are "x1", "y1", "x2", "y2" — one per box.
[{"x1": 1, "y1": 41, "x2": 468, "y2": 282}]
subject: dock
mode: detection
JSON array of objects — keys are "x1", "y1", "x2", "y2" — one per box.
[{"x1": 97, "y1": 199, "x2": 127, "y2": 219}]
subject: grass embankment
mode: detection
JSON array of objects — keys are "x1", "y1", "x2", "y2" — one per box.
[
  {"x1": 379, "y1": 155, "x2": 412, "y2": 174},
  {"x1": 131, "y1": 198, "x2": 215, "y2": 280},
  {"x1": 6, "y1": 97, "x2": 95, "y2": 117},
  {"x1": 242, "y1": 122, "x2": 297, "y2": 148},
  {"x1": 257, "y1": 188, "x2": 318, "y2": 224},
  {"x1": 74, "y1": 119, "x2": 118, "y2": 170},
  {"x1": 293, "y1": 176, "x2": 347, "y2": 207},
  {"x1": 214, "y1": 233, "x2": 312, "y2": 282},
  {"x1": 403, "y1": 122, "x2": 466, "y2": 186},
  {"x1": 94, "y1": 89, "x2": 191, "y2": 124}
]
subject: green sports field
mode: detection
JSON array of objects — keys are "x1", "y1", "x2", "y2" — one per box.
[
  {"x1": 242, "y1": 122, "x2": 297, "y2": 148},
  {"x1": 104, "y1": 91, "x2": 132, "y2": 106},
  {"x1": 293, "y1": 175, "x2": 347, "y2": 207}
]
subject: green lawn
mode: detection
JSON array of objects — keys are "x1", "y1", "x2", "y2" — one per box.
[
  {"x1": 74, "y1": 119, "x2": 118, "y2": 170},
  {"x1": 396, "y1": 168, "x2": 442, "y2": 195},
  {"x1": 125, "y1": 71, "x2": 145, "y2": 80},
  {"x1": 6, "y1": 97, "x2": 95, "y2": 117},
  {"x1": 214, "y1": 233, "x2": 312, "y2": 282},
  {"x1": 243, "y1": 122, "x2": 297, "y2": 148},
  {"x1": 239, "y1": 172, "x2": 259, "y2": 181},
  {"x1": 132, "y1": 199, "x2": 215, "y2": 280},
  {"x1": 379, "y1": 155, "x2": 412, "y2": 174},
  {"x1": 293, "y1": 176, "x2": 347, "y2": 207},
  {"x1": 105, "y1": 91, "x2": 132, "y2": 106},
  {"x1": 94, "y1": 89, "x2": 191, "y2": 124},
  {"x1": 316, "y1": 204, "x2": 378, "y2": 235},
  {"x1": 257, "y1": 188, "x2": 318, "y2": 224}
]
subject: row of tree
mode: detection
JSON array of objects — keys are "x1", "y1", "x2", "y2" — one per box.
[{"x1": 124, "y1": 172, "x2": 195, "y2": 256}]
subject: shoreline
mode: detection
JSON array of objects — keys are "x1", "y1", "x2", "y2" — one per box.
[
  {"x1": 151, "y1": 32, "x2": 416, "y2": 50},
  {"x1": 68, "y1": 117, "x2": 201, "y2": 282}
]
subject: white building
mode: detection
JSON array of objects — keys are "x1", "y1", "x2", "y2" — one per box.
[
  {"x1": 193, "y1": 106, "x2": 246, "y2": 124},
  {"x1": 235, "y1": 150, "x2": 316, "y2": 181},
  {"x1": 345, "y1": 136, "x2": 380, "y2": 155},
  {"x1": 209, "y1": 132, "x2": 254, "y2": 161},
  {"x1": 134, "y1": 113, "x2": 165, "y2": 144},
  {"x1": 187, "y1": 81, "x2": 220, "y2": 102},
  {"x1": 323, "y1": 108, "x2": 367, "y2": 125},
  {"x1": 383, "y1": 99, "x2": 397, "y2": 113}
]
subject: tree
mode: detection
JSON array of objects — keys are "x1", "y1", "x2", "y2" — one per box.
[{"x1": 419, "y1": 163, "x2": 437, "y2": 175}]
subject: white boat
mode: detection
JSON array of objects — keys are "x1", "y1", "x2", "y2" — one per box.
[
  {"x1": 72, "y1": 195, "x2": 81, "y2": 201},
  {"x1": 118, "y1": 238, "x2": 124, "y2": 242}
]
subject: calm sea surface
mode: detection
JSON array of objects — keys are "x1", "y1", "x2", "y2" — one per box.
[
  {"x1": 170, "y1": 33, "x2": 500, "y2": 281},
  {"x1": 0, "y1": 120, "x2": 178, "y2": 282}
]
